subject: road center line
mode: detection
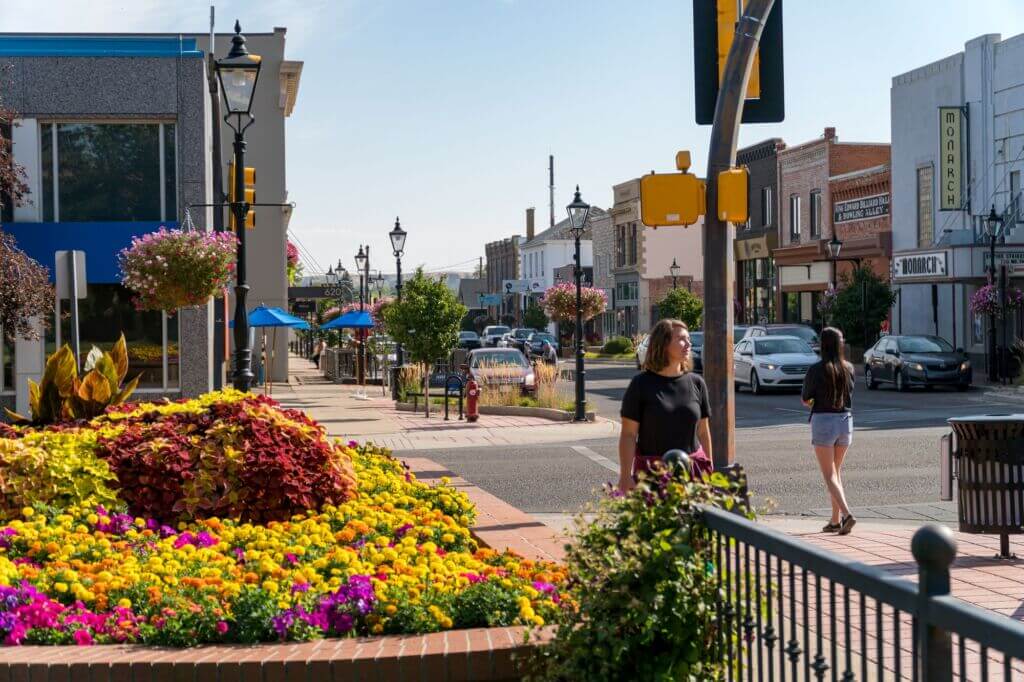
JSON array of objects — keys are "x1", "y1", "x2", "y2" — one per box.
[{"x1": 571, "y1": 445, "x2": 620, "y2": 473}]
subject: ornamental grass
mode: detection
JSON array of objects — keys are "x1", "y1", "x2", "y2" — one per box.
[{"x1": 0, "y1": 391, "x2": 567, "y2": 646}]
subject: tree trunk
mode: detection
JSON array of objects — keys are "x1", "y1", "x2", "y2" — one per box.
[{"x1": 423, "y1": 361, "x2": 431, "y2": 418}]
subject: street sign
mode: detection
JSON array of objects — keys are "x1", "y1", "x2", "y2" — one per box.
[
  {"x1": 502, "y1": 279, "x2": 530, "y2": 294},
  {"x1": 291, "y1": 300, "x2": 316, "y2": 314},
  {"x1": 693, "y1": 0, "x2": 784, "y2": 125},
  {"x1": 479, "y1": 293, "x2": 503, "y2": 306},
  {"x1": 54, "y1": 250, "x2": 86, "y2": 300}
]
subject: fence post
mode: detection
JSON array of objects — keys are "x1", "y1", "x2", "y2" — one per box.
[{"x1": 912, "y1": 524, "x2": 957, "y2": 682}]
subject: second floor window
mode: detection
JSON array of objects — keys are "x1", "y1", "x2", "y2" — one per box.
[
  {"x1": 810, "y1": 190, "x2": 822, "y2": 237},
  {"x1": 41, "y1": 122, "x2": 176, "y2": 222},
  {"x1": 761, "y1": 186, "x2": 773, "y2": 227},
  {"x1": 789, "y1": 194, "x2": 801, "y2": 239},
  {"x1": 628, "y1": 222, "x2": 638, "y2": 265}
]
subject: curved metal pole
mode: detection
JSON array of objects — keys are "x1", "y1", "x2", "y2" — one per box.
[{"x1": 703, "y1": 0, "x2": 774, "y2": 468}]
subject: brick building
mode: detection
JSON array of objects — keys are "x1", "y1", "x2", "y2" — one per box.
[
  {"x1": 772, "y1": 128, "x2": 890, "y2": 326},
  {"x1": 736, "y1": 138, "x2": 785, "y2": 325},
  {"x1": 829, "y1": 163, "x2": 892, "y2": 287},
  {"x1": 484, "y1": 235, "x2": 523, "y2": 324}
]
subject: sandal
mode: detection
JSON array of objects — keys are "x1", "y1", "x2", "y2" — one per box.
[
  {"x1": 822, "y1": 521, "x2": 841, "y2": 533},
  {"x1": 838, "y1": 515, "x2": 857, "y2": 536}
]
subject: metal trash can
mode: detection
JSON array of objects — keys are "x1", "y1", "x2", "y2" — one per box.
[{"x1": 947, "y1": 415, "x2": 1024, "y2": 558}]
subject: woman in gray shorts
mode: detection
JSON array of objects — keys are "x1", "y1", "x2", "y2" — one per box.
[{"x1": 801, "y1": 327, "x2": 856, "y2": 535}]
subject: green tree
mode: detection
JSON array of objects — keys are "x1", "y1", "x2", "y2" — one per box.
[
  {"x1": 656, "y1": 288, "x2": 704, "y2": 329},
  {"x1": 523, "y1": 304, "x2": 547, "y2": 330},
  {"x1": 831, "y1": 266, "x2": 895, "y2": 348},
  {"x1": 383, "y1": 270, "x2": 467, "y2": 417}
]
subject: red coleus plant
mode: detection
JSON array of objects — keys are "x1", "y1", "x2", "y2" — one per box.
[{"x1": 94, "y1": 395, "x2": 357, "y2": 523}]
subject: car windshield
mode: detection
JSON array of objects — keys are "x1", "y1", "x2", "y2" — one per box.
[
  {"x1": 514, "y1": 329, "x2": 534, "y2": 338},
  {"x1": 733, "y1": 328, "x2": 748, "y2": 344},
  {"x1": 484, "y1": 326, "x2": 509, "y2": 335},
  {"x1": 756, "y1": 339, "x2": 812, "y2": 355},
  {"x1": 471, "y1": 351, "x2": 527, "y2": 368},
  {"x1": 532, "y1": 334, "x2": 555, "y2": 343},
  {"x1": 690, "y1": 332, "x2": 704, "y2": 348},
  {"x1": 898, "y1": 336, "x2": 954, "y2": 353},
  {"x1": 773, "y1": 327, "x2": 818, "y2": 343},
  {"x1": 459, "y1": 332, "x2": 478, "y2": 339}
]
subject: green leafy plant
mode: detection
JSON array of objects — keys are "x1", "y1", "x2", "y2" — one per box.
[
  {"x1": 527, "y1": 471, "x2": 752, "y2": 682},
  {"x1": 4, "y1": 335, "x2": 140, "y2": 425},
  {"x1": 523, "y1": 304, "x2": 548, "y2": 330},
  {"x1": 382, "y1": 270, "x2": 467, "y2": 417},
  {"x1": 657, "y1": 288, "x2": 704, "y2": 329},
  {"x1": 831, "y1": 266, "x2": 895, "y2": 347},
  {"x1": 601, "y1": 336, "x2": 634, "y2": 355}
]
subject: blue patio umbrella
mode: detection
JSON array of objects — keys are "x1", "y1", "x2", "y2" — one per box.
[
  {"x1": 320, "y1": 309, "x2": 374, "y2": 330},
  {"x1": 230, "y1": 306, "x2": 311, "y2": 393}
]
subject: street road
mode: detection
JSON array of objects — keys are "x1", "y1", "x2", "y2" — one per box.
[{"x1": 398, "y1": 361, "x2": 1023, "y2": 521}]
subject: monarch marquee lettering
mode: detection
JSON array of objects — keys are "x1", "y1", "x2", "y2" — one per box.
[
  {"x1": 892, "y1": 251, "x2": 948, "y2": 279},
  {"x1": 938, "y1": 107, "x2": 963, "y2": 211}
]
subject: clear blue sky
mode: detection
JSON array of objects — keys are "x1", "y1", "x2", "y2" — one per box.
[{"x1": 3, "y1": 1, "x2": 1024, "y2": 275}]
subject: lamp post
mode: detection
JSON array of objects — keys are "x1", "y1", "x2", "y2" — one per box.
[
  {"x1": 825, "y1": 234, "x2": 868, "y2": 347},
  {"x1": 987, "y1": 206, "x2": 1001, "y2": 382},
  {"x1": 390, "y1": 217, "x2": 407, "y2": 373},
  {"x1": 567, "y1": 186, "x2": 591, "y2": 422},
  {"x1": 215, "y1": 21, "x2": 262, "y2": 392},
  {"x1": 670, "y1": 257, "x2": 680, "y2": 290},
  {"x1": 355, "y1": 246, "x2": 370, "y2": 385}
]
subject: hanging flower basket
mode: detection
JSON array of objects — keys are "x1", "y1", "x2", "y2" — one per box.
[
  {"x1": 969, "y1": 284, "x2": 1024, "y2": 319},
  {"x1": 119, "y1": 227, "x2": 238, "y2": 312},
  {"x1": 541, "y1": 282, "x2": 608, "y2": 323}
]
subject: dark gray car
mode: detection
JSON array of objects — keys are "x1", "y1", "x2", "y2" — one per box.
[{"x1": 863, "y1": 335, "x2": 971, "y2": 392}]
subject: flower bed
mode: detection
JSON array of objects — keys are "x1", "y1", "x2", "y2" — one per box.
[{"x1": 0, "y1": 392, "x2": 567, "y2": 647}]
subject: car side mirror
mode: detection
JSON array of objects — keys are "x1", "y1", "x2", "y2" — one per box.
[{"x1": 956, "y1": 347, "x2": 965, "y2": 354}]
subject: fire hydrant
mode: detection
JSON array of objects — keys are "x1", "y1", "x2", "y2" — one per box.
[{"x1": 465, "y1": 378, "x2": 480, "y2": 423}]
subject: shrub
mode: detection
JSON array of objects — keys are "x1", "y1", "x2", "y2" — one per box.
[
  {"x1": 95, "y1": 393, "x2": 357, "y2": 522},
  {"x1": 601, "y1": 336, "x2": 634, "y2": 354},
  {"x1": 0, "y1": 430, "x2": 120, "y2": 522},
  {"x1": 528, "y1": 470, "x2": 751, "y2": 681},
  {"x1": 118, "y1": 228, "x2": 238, "y2": 312},
  {"x1": 523, "y1": 305, "x2": 548, "y2": 330},
  {"x1": 657, "y1": 288, "x2": 703, "y2": 329}
]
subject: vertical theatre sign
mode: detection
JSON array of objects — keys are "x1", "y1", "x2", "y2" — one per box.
[{"x1": 938, "y1": 107, "x2": 963, "y2": 210}]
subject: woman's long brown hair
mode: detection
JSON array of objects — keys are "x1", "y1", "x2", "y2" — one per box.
[
  {"x1": 643, "y1": 319, "x2": 692, "y2": 373},
  {"x1": 820, "y1": 326, "x2": 853, "y2": 408}
]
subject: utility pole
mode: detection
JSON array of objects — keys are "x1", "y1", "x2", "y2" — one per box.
[
  {"x1": 549, "y1": 154, "x2": 555, "y2": 228},
  {"x1": 703, "y1": 0, "x2": 774, "y2": 469},
  {"x1": 207, "y1": 6, "x2": 227, "y2": 390}
]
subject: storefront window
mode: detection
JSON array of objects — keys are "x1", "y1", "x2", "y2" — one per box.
[
  {"x1": 39, "y1": 122, "x2": 176, "y2": 222},
  {"x1": 784, "y1": 292, "x2": 800, "y2": 323},
  {"x1": 1, "y1": 331, "x2": 13, "y2": 394},
  {"x1": 47, "y1": 284, "x2": 180, "y2": 390}
]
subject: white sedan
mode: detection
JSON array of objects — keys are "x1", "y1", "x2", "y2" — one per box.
[{"x1": 733, "y1": 335, "x2": 818, "y2": 395}]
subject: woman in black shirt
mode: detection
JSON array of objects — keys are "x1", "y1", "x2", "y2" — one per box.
[
  {"x1": 618, "y1": 319, "x2": 712, "y2": 492},
  {"x1": 801, "y1": 327, "x2": 856, "y2": 535}
]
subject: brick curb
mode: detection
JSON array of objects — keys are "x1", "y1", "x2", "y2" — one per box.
[{"x1": 0, "y1": 457, "x2": 565, "y2": 681}]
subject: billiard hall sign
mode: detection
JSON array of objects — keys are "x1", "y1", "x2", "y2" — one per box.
[
  {"x1": 833, "y1": 193, "x2": 889, "y2": 224},
  {"x1": 892, "y1": 250, "x2": 948, "y2": 280}
]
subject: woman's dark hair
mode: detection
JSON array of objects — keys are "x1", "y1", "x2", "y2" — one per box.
[
  {"x1": 820, "y1": 327, "x2": 853, "y2": 409},
  {"x1": 643, "y1": 319, "x2": 692, "y2": 373}
]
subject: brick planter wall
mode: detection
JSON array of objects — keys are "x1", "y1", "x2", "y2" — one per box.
[{"x1": 0, "y1": 458, "x2": 566, "y2": 682}]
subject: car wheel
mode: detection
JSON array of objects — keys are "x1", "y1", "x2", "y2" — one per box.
[
  {"x1": 865, "y1": 367, "x2": 878, "y2": 390},
  {"x1": 750, "y1": 370, "x2": 762, "y2": 395},
  {"x1": 896, "y1": 369, "x2": 908, "y2": 392},
  {"x1": 957, "y1": 383, "x2": 969, "y2": 392}
]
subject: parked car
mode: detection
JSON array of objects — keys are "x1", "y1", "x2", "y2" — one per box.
[
  {"x1": 690, "y1": 331, "x2": 704, "y2": 373},
  {"x1": 733, "y1": 335, "x2": 819, "y2": 395},
  {"x1": 743, "y1": 324, "x2": 820, "y2": 354},
  {"x1": 481, "y1": 325, "x2": 511, "y2": 347},
  {"x1": 526, "y1": 332, "x2": 559, "y2": 357},
  {"x1": 507, "y1": 328, "x2": 538, "y2": 353},
  {"x1": 458, "y1": 331, "x2": 482, "y2": 350},
  {"x1": 466, "y1": 348, "x2": 536, "y2": 394},
  {"x1": 733, "y1": 325, "x2": 750, "y2": 345},
  {"x1": 863, "y1": 335, "x2": 971, "y2": 392}
]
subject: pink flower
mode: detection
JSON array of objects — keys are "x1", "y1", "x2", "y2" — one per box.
[
  {"x1": 73, "y1": 629, "x2": 94, "y2": 646},
  {"x1": 216, "y1": 621, "x2": 230, "y2": 635}
]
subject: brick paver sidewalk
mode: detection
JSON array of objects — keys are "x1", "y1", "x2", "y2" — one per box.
[{"x1": 268, "y1": 355, "x2": 618, "y2": 450}]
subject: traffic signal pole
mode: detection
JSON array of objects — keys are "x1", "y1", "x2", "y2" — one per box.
[{"x1": 703, "y1": 0, "x2": 774, "y2": 469}]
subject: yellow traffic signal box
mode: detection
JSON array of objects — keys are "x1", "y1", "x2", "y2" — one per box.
[
  {"x1": 717, "y1": 167, "x2": 749, "y2": 223},
  {"x1": 640, "y1": 171, "x2": 706, "y2": 228},
  {"x1": 228, "y1": 164, "x2": 256, "y2": 230}
]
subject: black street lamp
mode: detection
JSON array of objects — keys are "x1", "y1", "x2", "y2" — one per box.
[
  {"x1": 355, "y1": 245, "x2": 370, "y2": 385},
  {"x1": 390, "y1": 217, "x2": 407, "y2": 376},
  {"x1": 986, "y1": 205, "x2": 1002, "y2": 382},
  {"x1": 216, "y1": 21, "x2": 262, "y2": 392},
  {"x1": 325, "y1": 265, "x2": 337, "y2": 284},
  {"x1": 825, "y1": 234, "x2": 868, "y2": 345},
  {"x1": 670, "y1": 257, "x2": 680, "y2": 290},
  {"x1": 567, "y1": 185, "x2": 591, "y2": 422}
]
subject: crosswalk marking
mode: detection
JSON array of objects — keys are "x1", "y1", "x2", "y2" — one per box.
[{"x1": 570, "y1": 445, "x2": 620, "y2": 473}]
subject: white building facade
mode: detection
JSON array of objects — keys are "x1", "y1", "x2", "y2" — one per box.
[{"x1": 890, "y1": 33, "x2": 1024, "y2": 367}]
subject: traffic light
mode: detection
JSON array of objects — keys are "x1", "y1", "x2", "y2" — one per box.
[
  {"x1": 228, "y1": 164, "x2": 256, "y2": 230},
  {"x1": 717, "y1": 167, "x2": 749, "y2": 223},
  {"x1": 639, "y1": 150, "x2": 707, "y2": 228},
  {"x1": 693, "y1": 0, "x2": 784, "y2": 125}
]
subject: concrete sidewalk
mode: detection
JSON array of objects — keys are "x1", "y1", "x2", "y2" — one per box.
[{"x1": 266, "y1": 355, "x2": 618, "y2": 451}]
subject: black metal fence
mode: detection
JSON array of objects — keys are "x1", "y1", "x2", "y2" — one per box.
[{"x1": 703, "y1": 507, "x2": 1024, "y2": 680}]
